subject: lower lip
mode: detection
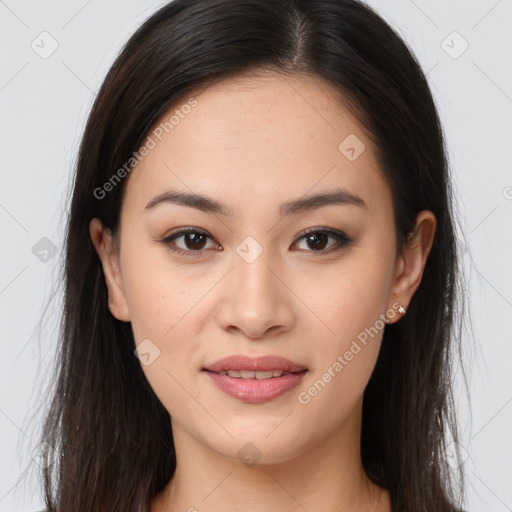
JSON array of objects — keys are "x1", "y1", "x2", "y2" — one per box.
[{"x1": 204, "y1": 370, "x2": 307, "y2": 403}]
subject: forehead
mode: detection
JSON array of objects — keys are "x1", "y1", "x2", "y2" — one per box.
[{"x1": 122, "y1": 71, "x2": 390, "y2": 218}]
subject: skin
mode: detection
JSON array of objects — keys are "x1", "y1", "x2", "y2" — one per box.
[{"x1": 90, "y1": 71, "x2": 436, "y2": 512}]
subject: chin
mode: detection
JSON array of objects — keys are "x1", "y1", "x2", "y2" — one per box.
[{"x1": 196, "y1": 422, "x2": 312, "y2": 467}]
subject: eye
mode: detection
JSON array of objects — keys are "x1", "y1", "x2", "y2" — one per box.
[
  {"x1": 161, "y1": 227, "x2": 352, "y2": 257},
  {"x1": 161, "y1": 227, "x2": 220, "y2": 257},
  {"x1": 292, "y1": 227, "x2": 352, "y2": 254}
]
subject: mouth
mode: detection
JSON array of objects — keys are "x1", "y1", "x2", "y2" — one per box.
[{"x1": 202, "y1": 355, "x2": 309, "y2": 403}]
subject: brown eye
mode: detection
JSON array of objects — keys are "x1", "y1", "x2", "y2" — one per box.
[
  {"x1": 293, "y1": 228, "x2": 352, "y2": 253},
  {"x1": 162, "y1": 228, "x2": 218, "y2": 256},
  {"x1": 181, "y1": 232, "x2": 208, "y2": 250},
  {"x1": 305, "y1": 232, "x2": 329, "y2": 250}
]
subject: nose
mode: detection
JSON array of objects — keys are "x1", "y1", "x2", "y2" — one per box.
[{"x1": 214, "y1": 244, "x2": 295, "y2": 340}]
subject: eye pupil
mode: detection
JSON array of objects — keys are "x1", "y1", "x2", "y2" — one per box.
[
  {"x1": 185, "y1": 233, "x2": 206, "y2": 250},
  {"x1": 307, "y1": 233, "x2": 328, "y2": 250}
]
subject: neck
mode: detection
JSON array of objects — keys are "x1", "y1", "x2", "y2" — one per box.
[{"x1": 151, "y1": 399, "x2": 391, "y2": 512}]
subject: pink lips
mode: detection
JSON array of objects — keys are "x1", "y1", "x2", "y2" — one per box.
[
  {"x1": 203, "y1": 355, "x2": 308, "y2": 404},
  {"x1": 203, "y1": 355, "x2": 308, "y2": 373}
]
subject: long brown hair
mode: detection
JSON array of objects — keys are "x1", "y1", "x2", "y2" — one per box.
[{"x1": 38, "y1": 1, "x2": 469, "y2": 510}]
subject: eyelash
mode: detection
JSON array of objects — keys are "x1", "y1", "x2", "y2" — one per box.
[{"x1": 161, "y1": 227, "x2": 352, "y2": 257}]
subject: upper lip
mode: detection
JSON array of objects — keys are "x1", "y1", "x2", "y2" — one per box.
[{"x1": 203, "y1": 355, "x2": 308, "y2": 373}]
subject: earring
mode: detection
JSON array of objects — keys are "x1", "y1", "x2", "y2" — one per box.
[{"x1": 398, "y1": 304, "x2": 406, "y2": 314}]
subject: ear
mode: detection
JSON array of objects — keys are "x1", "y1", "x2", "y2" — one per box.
[
  {"x1": 386, "y1": 210, "x2": 436, "y2": 324},
  {"x1": 89, "y1": 218, "x2": 130, "y2": 322}
]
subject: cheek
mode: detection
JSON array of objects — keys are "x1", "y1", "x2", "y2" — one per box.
[
  {"x1": 297, "y1": 318, "x2": 384, "y2": 434},
  {"x1": 294, "y1": 252, "x2": 390, "y2": 418},
  {"x1": 121, "y1": 248, "x2": 211, "y2": 376},
  {"x1": 300, "y1": 252, "x2": 391, "y2": 344},
  {"x1": 296, "y1": 341, "x2": 381, "y2": 441},
  {"x1": 125, "y1": 267, "x2": 206, "y2": 418},
  {"x1": 121, "y1": 246, "x2": 205, "y2": 341}
]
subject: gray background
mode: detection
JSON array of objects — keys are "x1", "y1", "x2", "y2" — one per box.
[{"x1": 1, "y1": 1, "x2": 511, "y2": 510}]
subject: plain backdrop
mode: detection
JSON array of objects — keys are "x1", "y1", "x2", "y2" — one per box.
[{"x1": 1, "y1": 1, "x2": 511, "y2": 510}]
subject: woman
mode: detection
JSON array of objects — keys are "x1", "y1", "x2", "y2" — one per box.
[{"x1": 38, "y1": 0, "x2": 468, "y2": 510}]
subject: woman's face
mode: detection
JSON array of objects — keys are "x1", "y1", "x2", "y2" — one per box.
[{"x1": 91, "y1": 72, "x2": 434, "y2": 464}]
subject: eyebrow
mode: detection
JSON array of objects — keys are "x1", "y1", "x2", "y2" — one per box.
[{"x1": 144, "y1": 187, "x2": 367, "y2": 218}]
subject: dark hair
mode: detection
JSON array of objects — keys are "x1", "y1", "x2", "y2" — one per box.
[{"x1": 38, "y1": 0, "x2": 469, "y2": 510}]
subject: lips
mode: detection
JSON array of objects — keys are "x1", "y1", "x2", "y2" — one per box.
[
  {"x1": 202, "y1": 355, "x2": 308, "y2": 403},
  {"x1": 203, "y1": 354, "x2": 308, "y2": 374}
]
